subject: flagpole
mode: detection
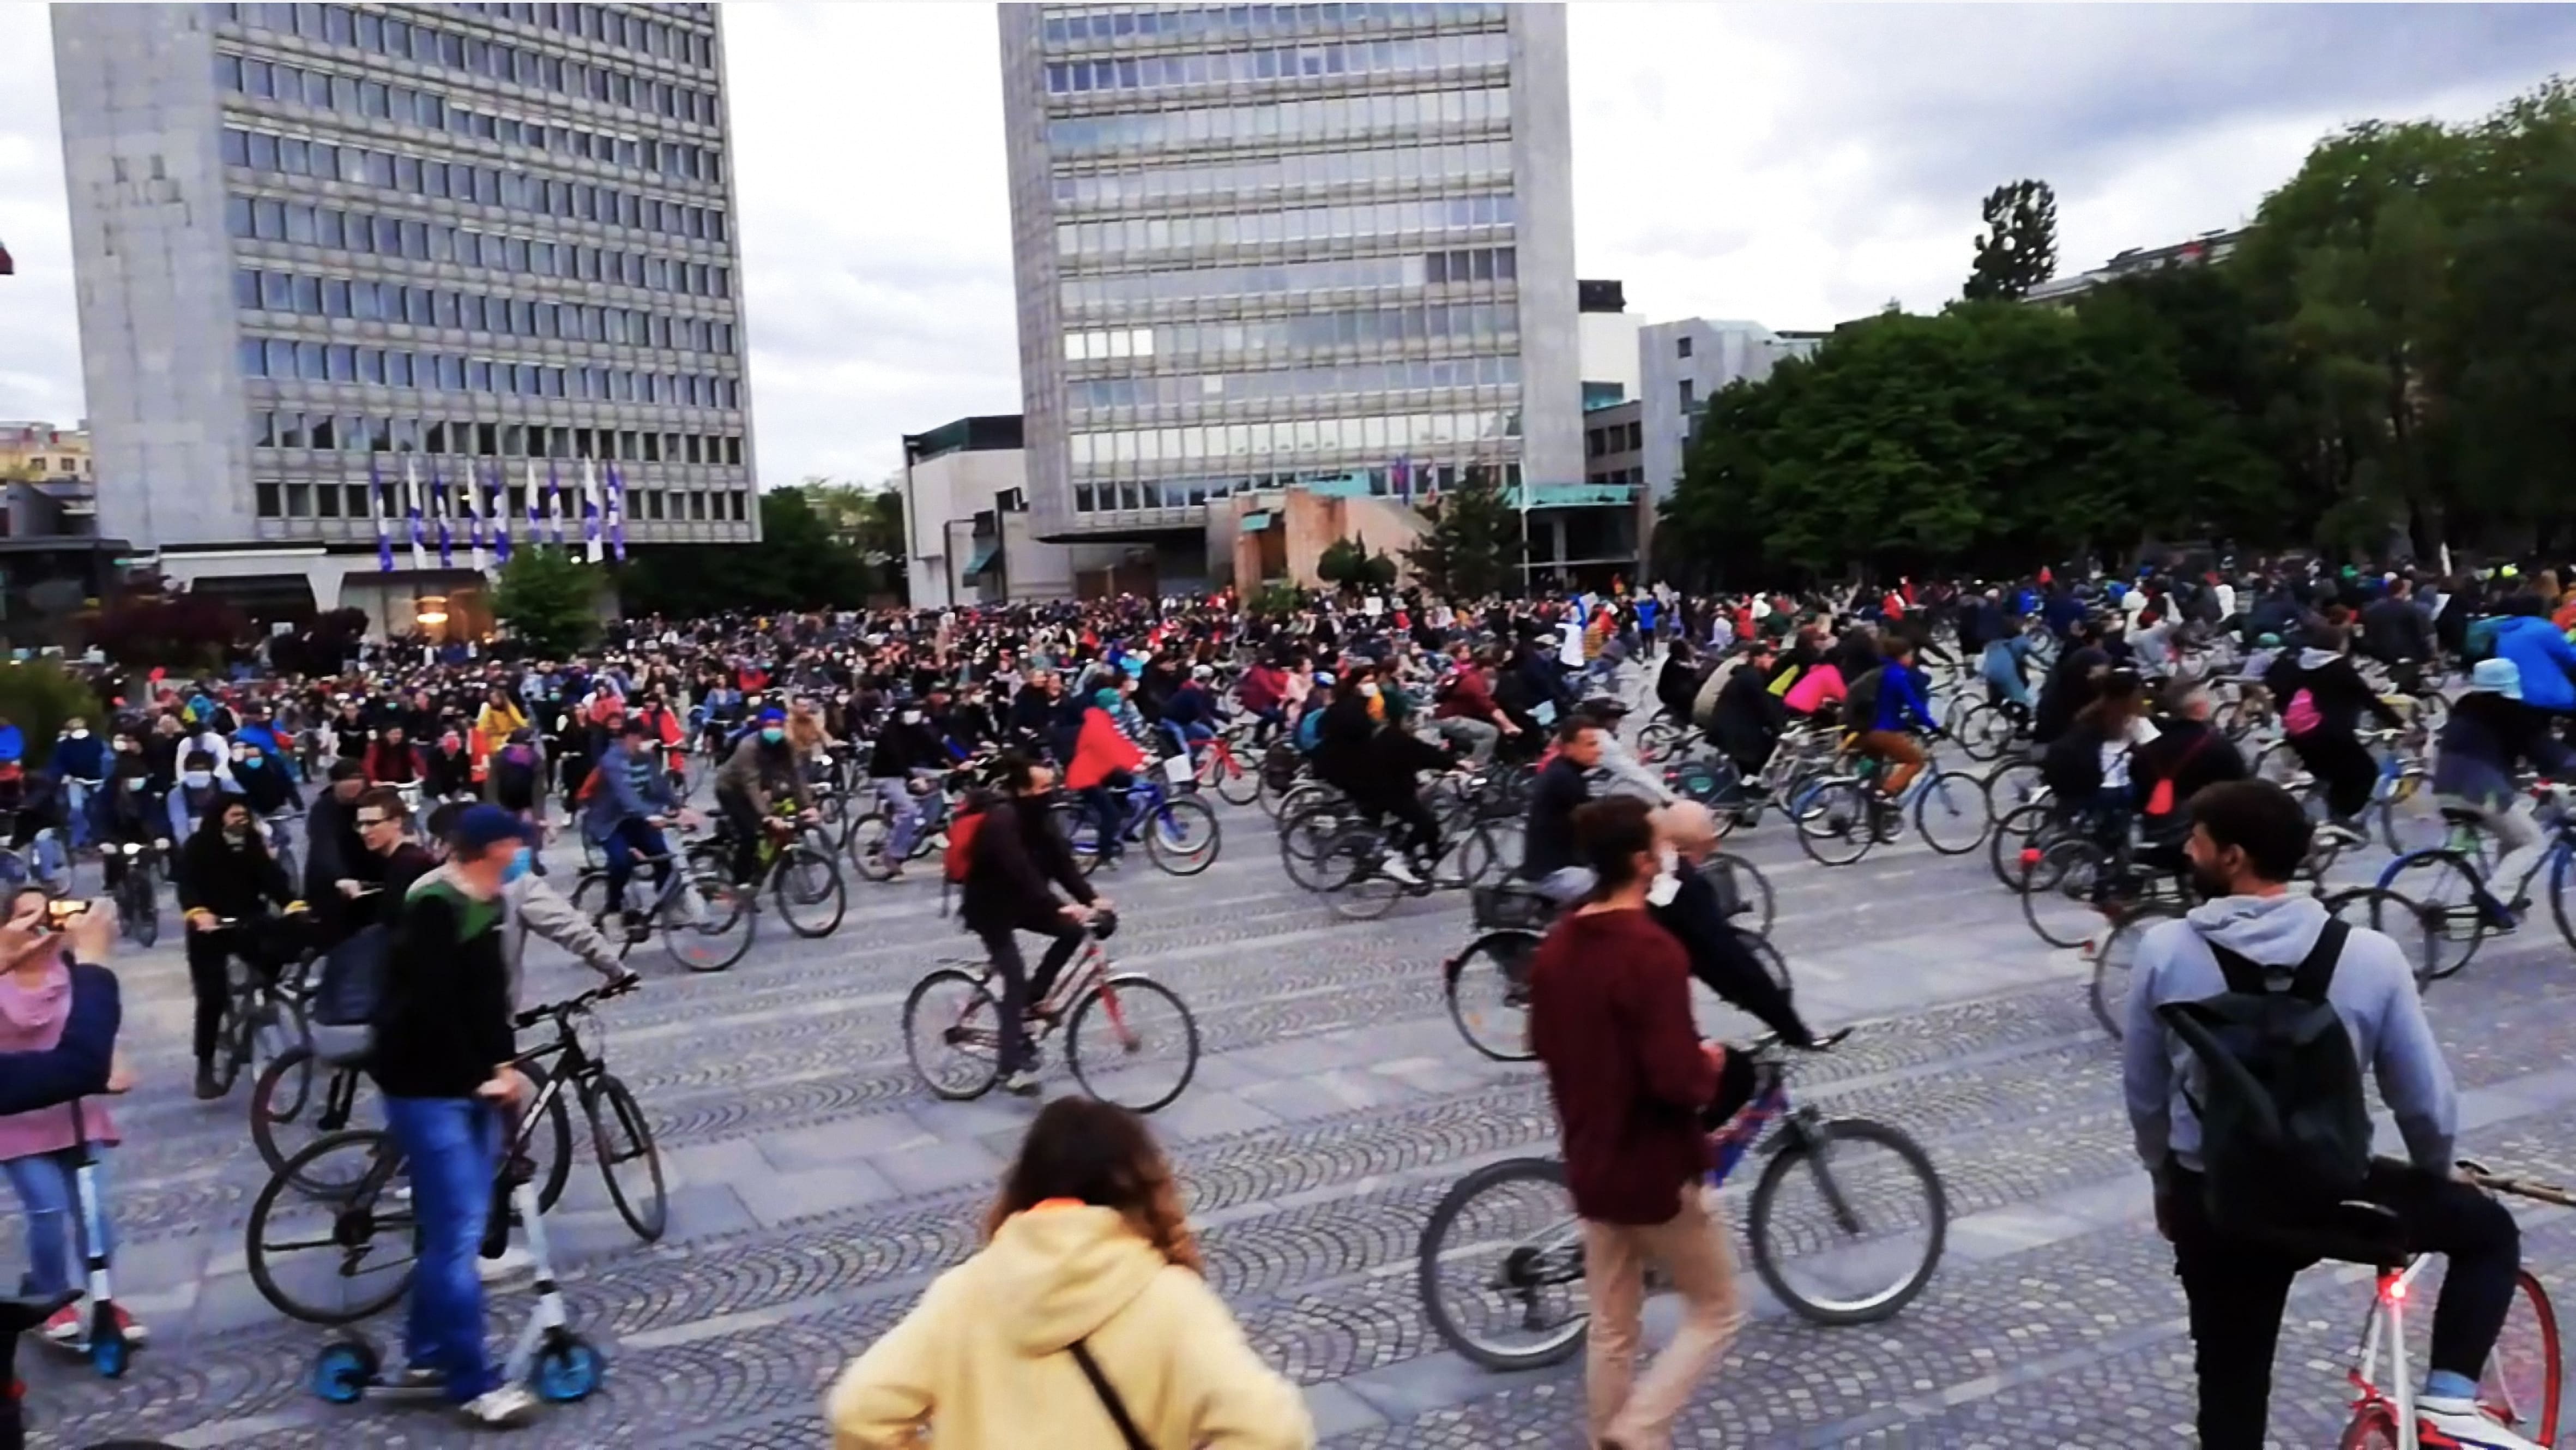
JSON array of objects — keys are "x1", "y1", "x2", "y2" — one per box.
[
  {"x1": 582, "y1": 456, "x2": 605, "y2": 564},
  {"x1": 405, "y1": 456, "x2": 426, "y2": 572},
  {"x1": 372, "y1": 454, "x2": 393, "y2": 574},
  {"x1": 468, "y1": 459, "x2": 488, "y2": 572}
]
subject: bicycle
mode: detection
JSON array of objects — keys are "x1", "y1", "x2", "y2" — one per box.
[
  {"x1": 901, "y1": 912, "x2": 1200, "y2": 1113},
  {"x1": 1307, "y1": 808, "x2": 1505, "y2": 921},
  {"x1": 103, "y1": 838, "x2": 166, "y2": 948},
  {"x1": 690, "y1": 805, "x2": 847, "y2": 938},
  {"x1": 252, "y1": 1038, "x2": 576, "y2": 1212},
  {"x1": 244, "y1": 976, "x2": 661, "y2": 1325},
  {"x1": 846, "y1": 762, "x2": 989, "y2": 882},
  {"x1": 198, "y1": 912, "x2": 318, "y2": 1101},
  {"x1": 2086, "y1": 884, "x2": 2440, "y2": 1038},
  {"x1": 2329, "y1": 1161, "x2": 2566, "y2": 1448},
  {"x1": 1189, "y1": 723, "x2": 1263, "y2": 808},
  {"x1": 1417, "y1": 1028, "x2": 1947, "y2": 1370},
  {"x1": 566, "y1": 837, "x2": 755, "y2": 973},
  {"x1": 1054, "y1": 771, "x2": 1221, "y2": 877},
  {"x1": 1795, "y1": 741, "x2": 1987, "y2": 866},
  {"x1": 2373, "y1": 786, "x2": 2576, "y2": 980}
]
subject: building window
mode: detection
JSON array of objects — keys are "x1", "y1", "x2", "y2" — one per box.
[
  {"x1": 1678, "y1": 380, "x2": 1695, "y2": 410},
  {"x1": 1678, "y1": 335, "x2": 1692, "y2": 359},
  {"x1": 256, "y1": 482, "x2": 282, "y2": 518}
]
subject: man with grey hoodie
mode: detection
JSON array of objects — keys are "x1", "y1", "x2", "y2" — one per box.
[{"x1": 2123, "y1": 780, "x2": 2531, "y2": 1450}]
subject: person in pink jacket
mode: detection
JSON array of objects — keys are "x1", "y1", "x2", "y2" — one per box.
[{"x1": 1782, "y1": 661, "x2": 1847, "y2": 720}]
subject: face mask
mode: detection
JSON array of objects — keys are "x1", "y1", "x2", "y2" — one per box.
[
  {"x1": 760, "y1": 727, "x2": 786, "y2": 744},
  {"x1": 223, "y1": 825, "x2": 250, "y2": 846},
  {"x1": 183, "y1": 771, "x2": 213, "y2": 790},
  {"x1": 66, "y1": 730, "x2": 88, "y2": 740},
  {"x1": 1360, "y1": 683, "x2": 1379, "y2": 699},
  {"x1": 900, "y1": 710, "x2": 922, "y2": 725},
  {"x1": 238, "y1": 754, "x2": 263, "y2": 769},
  {"x1": 1645, "y1": 846, "x2": 1682, "y2": 907},
  {"x1": 502, "y1": 844, "x2": 533, "y2": 885}
]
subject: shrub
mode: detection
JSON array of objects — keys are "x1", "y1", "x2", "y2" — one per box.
[{"x1": 0, "y1": 661, "x2": 105, "y2": 769}]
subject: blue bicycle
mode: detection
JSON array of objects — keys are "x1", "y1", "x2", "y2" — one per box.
[
  {"x1": 1053, "y1": 769, "x2": 1221, "y2": 877},
  {"x1": 2374, "y1": 786, "x2": 2576, "y2": 980}
]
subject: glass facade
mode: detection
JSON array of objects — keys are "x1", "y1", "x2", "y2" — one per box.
[
  {"x1": 1009, "y1": 2, "x2": 1548, "y2": 528},
  {"x1": 209, "y1": 2, "x2": 753, "y2": 537}
]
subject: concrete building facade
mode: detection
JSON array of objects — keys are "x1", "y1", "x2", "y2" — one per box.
[
  {"x1": 996, "y1": 2, "x2": 1581, "y2": 588},
  {"x1": 1577, "y1": 277, "x2": 1637, "y2": 412},
  {"x1": 900, "y1": 415, "x2": 1139, "y2": 607},
  {"x1": 1636, "y1": 317, "x2": 1824, "y2": 501},
  {"x1": 53, "y1": 1, "x2": 758, "y2": 632}
]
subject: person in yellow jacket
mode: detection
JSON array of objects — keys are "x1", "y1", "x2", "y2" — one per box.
[{"x1": 827, "y1": 1098, "x2": 1312, "y2": 1450}]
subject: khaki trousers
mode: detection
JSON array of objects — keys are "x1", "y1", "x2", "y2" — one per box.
[{"x1": 1580, "y1": 1184, "x2": 1746, "y2": 1450}]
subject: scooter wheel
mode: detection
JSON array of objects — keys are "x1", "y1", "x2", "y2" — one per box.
[
  {"x1": 533, "y1": 1335, "x2": 604, "y2": 1403},
  {"x1": 311, "y1": 1339, "x2": 378, "y2": 1404},
  {"x1": 89, "y1": 1331, "x2": 131, "y2": 1379}
]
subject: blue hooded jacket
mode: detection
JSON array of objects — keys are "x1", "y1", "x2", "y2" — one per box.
[{"x1": 2491, "y1": 613, "x2": 2576, "y2": 713}]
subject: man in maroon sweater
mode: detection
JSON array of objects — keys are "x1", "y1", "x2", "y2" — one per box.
[{"x1": 1529, "y1": 795, "x2": 1741, "y2": 1450}]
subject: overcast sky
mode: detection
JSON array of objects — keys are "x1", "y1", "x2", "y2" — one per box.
[{"x1": 4, "y1": 4, "x2": 2573, "y2": 492}]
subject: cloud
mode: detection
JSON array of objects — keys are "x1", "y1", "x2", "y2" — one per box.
[{"x1": 3, "y1": 3, "x2": 2573, "y2": 492}]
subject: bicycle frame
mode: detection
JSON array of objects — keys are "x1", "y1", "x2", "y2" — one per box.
[{"x1": 2346, "y1": 1256, "x2": 2436, "y2": 1446}]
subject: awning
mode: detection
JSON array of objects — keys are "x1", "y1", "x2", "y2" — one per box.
[
  {"x1": 1238, "y1": 510, "x2": 1273, "y2": 533},
  {"x1": 962, "y1": 540, "x2": 1000, "y2": 576}
]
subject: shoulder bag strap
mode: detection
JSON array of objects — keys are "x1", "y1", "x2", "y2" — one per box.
[
  {"x1": 2288, "y1": 918, "x2": 2351, "y2": 1002},
  {"x1": 2201, "y1": 937, "x2": 2270, "y2": 996},
  {"x1": 1068, "y1": 1338, "x2": 1153, "y2": 1450}
]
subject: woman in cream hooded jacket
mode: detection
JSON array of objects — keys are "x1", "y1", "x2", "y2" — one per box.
[{"x1": 827, "y1": 1099, "x2": 1311, "y2": 1450}]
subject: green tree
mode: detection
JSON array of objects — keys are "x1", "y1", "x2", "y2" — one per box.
[
  {"x1": 1403, "y1": 466, "x2": 1526, "y2": 597},
  {"x1": 620, "y1": 491, "x2": 875, "y2": 617},
  {"x1": 493, "y1": 545, "x2": 601, "y2": 655},
  {"x1": 797, "y1": 477, "x2": 908, "y2": 597},
  {"x1": 1962, "y1": 179, "x2": 2060, "y2": 301}
]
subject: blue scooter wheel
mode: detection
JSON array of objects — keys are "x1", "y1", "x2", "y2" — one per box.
[
  {"x1": 311, "y1": 1340, "x2": 378, "y2": 1404},
  {"x1": 533, "y1": 1335, "x2": 604, "y2": 1403}
]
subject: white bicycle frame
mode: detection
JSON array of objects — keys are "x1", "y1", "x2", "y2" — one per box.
[{"x1": 2348, "y1": 1255, "x2": 2436, "y2": 1447}]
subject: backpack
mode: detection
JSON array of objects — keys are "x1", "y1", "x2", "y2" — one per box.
[
  {"x1": 2282, "y1": 686, "x2": 2323, "y2": 737},
  {"x1": 307, "y1": 922, "x2": 391, "y2": 1066},
  {"x1": 2040, "y1": 724, "x2": 2105, "y2": 801},
  {"x1": 2157, "y1": 919, "x2": 2372, "y2": 1231},
  {"x1": 943, "y1": 790, "x2": 992, "y2": 885},
  {"x1": 1843, "y1": 666, "x2": 1886, "y2": 728}
]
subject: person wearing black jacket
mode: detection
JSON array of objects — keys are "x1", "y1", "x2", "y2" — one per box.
[
  {"x1": 2361, "y1": 579, "x2": 2435, "y2": 687},
  {"x1": 960, "y1": 755, "x2": 1103, "y2": 1097},
  {"x1": 2128, "y1": 679, "x2": 2250, "y2": 853},
  {"x1": 176, "y1": 796, "x2": 299, "y2": 1098},
  {"x1": 2266, "y1": 622, "x2": 2405, "y2": 831},
  {"x1": 1654, "y1": 640, "x2": 1700, "y2": 724},
  {"x1": 1310, "y1": 668, "x2": 1453, "y2": 885},
  {"x1": 303, "y1": 759, "x2": 370, "y2": 920},
  {"x1": 1649, "y1": 802, "x2": 1812, "y2": 1049},
  {"x1": 1711, "y1": 642, "x2": 1789, "y2": 777},
  {"x1": 1518, "y1": 715, "x2": 1602, "y2": 885}
]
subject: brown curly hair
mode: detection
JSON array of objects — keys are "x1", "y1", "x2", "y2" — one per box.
[{"x1": 984, "y1": 1098, "x2": 1202, "y2": 1275}]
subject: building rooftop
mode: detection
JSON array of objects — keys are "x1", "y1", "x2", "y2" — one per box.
[
  {"x1": 1578, "y1": 279, "x2": 1627, "y2": 314},
  {"x1": 903, "y1": 416, "x2": 1025, "y2": 466}
]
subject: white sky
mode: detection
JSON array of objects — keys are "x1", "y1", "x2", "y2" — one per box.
[{"x1": 3, "y1": 3, "x2": 2572, "y2": 491}]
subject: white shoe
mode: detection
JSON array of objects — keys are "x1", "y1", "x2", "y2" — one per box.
[
  {"x1": 2418, "y1": 1395, "x2": 2548, "y2": 1449},
  {"x1": 476, "y1": 1246, "x2": 536, "y2": 1284},
  {"x1": 1379, "y1": 855, "x2": 1422, "y2": 887},
  {"x1": 1002, "y1": 1068, "x2": 1042, "y2": 1098},
  {"x1": 460, "y1": 1383, "x2": 539, "y2": 1428}
]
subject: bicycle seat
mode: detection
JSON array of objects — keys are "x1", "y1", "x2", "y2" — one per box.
[
  {"x1": 0, "y1": 1290, "x2": 77, "y2": 1334},
  {"x1": 2246, "y1": 1200, "x2": 2410, "y2": 1268}
]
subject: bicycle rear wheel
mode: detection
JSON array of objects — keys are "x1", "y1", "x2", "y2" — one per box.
[
  {"x1": 2091, "y1": 903, "x2": 2185, "y2": 1039},
  {"x1": 585, "y1": 1074, "x2": 667, "y2": 1243},
  {"x1": 1142, "y1": 796, "x2": 1221, "y2": 876},
  {"x1": 1446, "y1": 930, "x2": 1539, "y2": 1062},
  {"x1": 245, "y1": 1129, "x2": 417, "y2": 1325},
  {"x1": 1988, "y1": 802, "x2": 2058, "y2": 891},
  {"x1": 2481, "y1": 1268, "x2": 2561, "y2": 1447},
  {"x1": 902, "y1": 968, "x2": 1004, "y2": 1100},
  {"x1": 1416, "y1": 1157, "x2": 1589, "y2": 1371},
  {"x1": 1747, "y1": 1116, "x2": 1947, "y2": 1325},
  {"x1": 663, "y1": 873, "x2": 754, "y2": 972},
  {"x1": 1318, "y1": 828, "x2": 1405, "y2": 920},
  {"x1": 771, "y1": 846, "x2": 847, "y2": 937},
  {"x1": 1795, "y1": 780, "x2": 1879, "y2": 867},
  {"x1": 843, "y1": 810, "x2": 897, "y2": 882},
  {"x1": 2379, "y1": 849, "x2": 2490, "y2": 980},
  {"x1": 1911, "y1": 770, "x2": 1989, "y2": 855},
  {"x1": 2020, "y1": 838, "x2": 2109, "y2": 949},
  {"x1": 1067, "y1": 974, "x2": 1199, "y2": 1113},
  {"x1": 2324, "y1": 886, "x2": 2441, "y2": 988}
]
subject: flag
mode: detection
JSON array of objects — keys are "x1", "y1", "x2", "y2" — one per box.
[
  {"x1": 467, "y1": 459, "x2": 488, "y2": 571},
  {"x1": 606, "y1": 462, "x2": 628, "y2": 562},
  {"x1": 546, "y1": 460, "x2": 566, "y2": 545},
  {"x1": 581, "y1": 457, "x2": 605, "y2": 564},
  {"x1": 431, "y1": 458, "x2": 454, "y2": 569},
  {"x1": 493, "y1": 460, "x2": 514, "y2": 567},
  {"x1": 372, "y1": 455, "x2": 393, "y2": 573},
  {"x1": 526, "y1": 460, "x2": 544, "y2": 548},
  {"x1": 404, "y1": 456, "x2": 426, "y2": 572},
  {"x1": 1391, "y1": 456, "x2": 1410, "y2": 503}
]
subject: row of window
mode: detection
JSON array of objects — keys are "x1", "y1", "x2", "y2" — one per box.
[
  {"x1": 232, "y1": 267, "x2": 737, "y2": 356},
  {"x1": 219, "y1": 52, "x2": 721, "y2": 184},
  {"x1": 225, "y1": 3, "x2": 720, "y2": 123},
  {"x1": 1585, "y1": 466, "x2": 1645, "y2": 488},
  {"x1": 1042, "y1": 4, "x2": 1508, "y2": 48},
  {"x1": 250, "y1": 410, "x2": 742, "y2": 466},
  {"x1": 1051, "y1": 141, "x2": 1510, "y2": 212},
  {"x1": 1044, "y1": 30, "x2": 1505, "y2": 96},
  {"x1": 1067, "y1": 352, "x2": 1521, "y2": 411},
  {"x1": 1061, "y1": 246, "x2": 1513, "y2": 309},
  {"x1": 224, "y1": 2, "x2": 716, "y2": 70},
  {"x1": 1071, "y1": 408, "x2": 1518, "y2": 470},
  {"x1": 222, "y1": 194, "x2": 733, "y2": 302},
  {"x1": 1070, "y1": 456, "x2": 1523, "y2": 515},
  {"x1": 1055, "y1": 193, "x2": 1513, "y2": 258},
  {"x1": 1064, "y1": 302, "x2": 1517, "y2": 363},
  {"x1": 221, "y1": 122, "x2": 727, "y2": 237},
  {"x1": 236, "y1": 335, "x2": 741, "y2": 411},
  {"x1": 254, "y1": 479, "x2": 746, "y2": 525},
  {"x1": 1586, "y1": 419, "x2": 1644, "y2": 458},
  {"x1": 1047, "y1": 86, "x2": 1508, "y2": 154}
]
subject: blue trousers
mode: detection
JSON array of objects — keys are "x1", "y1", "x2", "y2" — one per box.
[
  {"x1": 3, "y1": 1145, "x2": 113, "y2": 1298},
  {"x1": 600, "y1": 817, "x2": 669, "y2": 914},
  {"x1": 383, "y1": 1097, "x2": 501, "y2": 1403}
]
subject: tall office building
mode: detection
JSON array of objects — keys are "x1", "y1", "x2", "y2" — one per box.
[
  {"x1": 54, "y1": 1, "x2": 757, "y2": 629},
  {"x1": 997, "y1": 2, "x2": 1579, "y2": 588}
]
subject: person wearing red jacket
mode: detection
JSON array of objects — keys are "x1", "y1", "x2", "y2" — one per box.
[
  {"x1": 1064, "y1": 689, "x2": 1145, "y2": 868},
  {"x1": 1528, "y1": 796, "x2": 1740, "y2": 1450}
]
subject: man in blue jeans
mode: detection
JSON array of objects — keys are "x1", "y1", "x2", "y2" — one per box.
[
  {"x1": 581, "y1": 718, "x2": 690, "y2": 939},
  {"x1": 372, "y1": 805, "x2": 544, "y2": 1429}
]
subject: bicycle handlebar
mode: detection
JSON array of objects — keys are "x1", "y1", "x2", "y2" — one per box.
[
  {"x1": 514, "y1": 971, "x2": 641, "y2": 1030},
  {"x1": 2459, "y1": 1160, "x2": 2576, "y2": 1210}
]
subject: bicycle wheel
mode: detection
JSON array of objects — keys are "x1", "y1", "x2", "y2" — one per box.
[
  {"x1": 2376, "y1": 771, "x2": 2446, "y2": 858},
  {"x1": 1955, "y1": 702, "x2": 2017, "y2": 763},
  {"x1": 1277, "y1": 800, "x2": 1355, "y2": 894},
  {"x1": 2553, "y1": 849, "x2": 2576, "y2": 954},
  {"x1": 1988, "y1": 802, "x2": 2058, "y2": 890},
  {"x1": 2020, "y1": 837, "x2": 2109, "y2": 949},
  {"x1": 770, "y1": 846, "x2": 847, "y2": 937},
  {"x1": 1416, "y1": 1157, "x2": 1589, "y2": 1371},
  {"x1": 2481, "y1": 1268, "x2": 2561, "y2": 1447},
  {"x1": 251, "y1": 1047, "x2": 361, "y2": 1188},
  {"x1": 1636, "y1": 718, "x2": 1684, "y2": 763},
  {"x1": 1911, "y1": 770, "x2": 1989, "y2": 855},
  {"x1": 584, "y1": 1074, "x2": 667, "y2": 1243},
  {"x1": 1210, "y1": 751, "x2": 1262, "y2": 807},
  {"x1": 517, "y1": 1060, "x2": 577, "y2": 1215},
  {"x1": 1982, "y1": 759, "x2": 2046, "y2": 818},
  {"x1": 1446, "y1": 930, "x2": 1539, "y2": 1062},
  {"x1": 1142, "y1": 796, "x2": 1221, "y2": 876},
  {"x1": 2379, "y1": 849, "x2": 2490, "y2": 979},
  {"x1": 1317, "y1": 827, "x2": 1404, "y2": 920},
  {"x1": 902, "y1": 967, "x2": 1004, "y2": 1101},
  {"x1": 2337, "y1": 1403, "x2": 2402, "y2": 1449},
  {"x1": 1795, "y1": 780, "x2": 1879, "y2": 868},
  {"x1": 1051, "y1": 799, "x2": 1108, "y2": 877},
  {"x1": 1435, "y1": 823, "x2": 1499, "y2": 889},
  {"x1": 1067, "y1": 974, "x2": 1199, "y2": 1113},
  {"x1": 119, "y1": 869, "x2": 159, "y2": 949},
  {"x1": 2324, "y1": 886, "x2": 2441, "y2": 989},
  {"x1": 1710, "y1": 852, "x2": 1775, "y2": 939},
  {"x1": 842, "y1": 811, "x2": 896, "y2": 882},
  {"x1": 2091, "y1": 902, "x2": 2185, "y2": 1039},
  {"x1": 663, "y1": 873, "x2": 754, "y2": 972},
  {"x1": 1747, "y1": 1116, "x2": 1947, "y2": 1325},
  {"x1": 244, "y1": 1129, "x2": 417, "y2": 1325}
]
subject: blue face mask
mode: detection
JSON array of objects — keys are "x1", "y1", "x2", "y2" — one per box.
[
  {"x1": 237, "y1": 755, "x2": 263, "y2": 770},
  {"x1": 182, "y1": 771, "x2": 213, "y2": 790},
  {"x1": 501, "y1": 845, "x2": 533, "y2": 885},
  {"x1": 761, "y1": 727, "x2": 785, "y2": 744}
]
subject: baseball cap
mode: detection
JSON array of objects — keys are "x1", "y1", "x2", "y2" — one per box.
[
  {"x1": 757, "y1": 706, "x2": 786, "y2": 724},
  {"x1": 448, "y1": 804, "x2": 536, "y2": 856}
]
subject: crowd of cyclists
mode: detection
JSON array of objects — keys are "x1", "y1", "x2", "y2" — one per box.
[{"x1": 0, "y1": 550, "x2": 2572, "y2": 1440}]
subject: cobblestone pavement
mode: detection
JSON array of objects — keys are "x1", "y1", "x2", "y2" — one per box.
[{"x1": 17, "y1": 751, "x2": 2576, "y2": 1449}]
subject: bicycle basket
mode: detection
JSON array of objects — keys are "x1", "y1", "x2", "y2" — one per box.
[{"x1": 1470, "y1": 884, "x2": 1552, "y2": 932}]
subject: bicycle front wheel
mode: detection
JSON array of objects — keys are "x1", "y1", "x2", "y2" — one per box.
[
  {"x1": 902, "y1": 967, "x2": 1004, "y2": 1101},
  {"x1": 252, "y1": 1046, "x2": 364, "y2": 1187},
  {"x1": 1446, "y1": 930, "x2": 1539, "y2": 1062},
  {"x1": 1142, "y1": 796, "x2": 1221, "y2": 876},
  {"x1": 1795, "y1": 780, "x2": 1879, "y2": 868},
  {"x1": 2481, "y1": 1268, "x2": 2561, "y2": 1447},
  {"x1": 1911, "y1": 770, "x2": 1989, "y2": 855},
  {"x1": 245, "y1": 1129, "x2": 417, "y2": 1325},
  {"x1": 2379, "y1": 849, "x2": 2490, "y2": 979},
  {"x1": 2325, "y1": 886, "x2": 2441, "y2": 989},
  {"x1": 2091, "y1": 903, "x2": 2185, "y2": 1039},
  {"x1": 771, "y1": 846, "x2": 847, "y2": 937},
  {"x1": 1211, "y1": 753, "x2": 1262, "y2": 808},
  {"x1": 2021, "y1": 838, "x2": 2109, "y2": 949},
  {"x1": 1710, "y1": 852, "x2": 1775, "y2": 940},
  {"x1": 663, "y1": 873, "x2": 754, "y2": 972},
  {"x1": 1416, "y1": 1157, "x2": 1589, "y2": 1371},
  {"x1": 1747, "y1": 1116, "x2": 1947, "y2": 1325},
  {"x1": 842, "y1": 811, "x2": 897, "y2": 882},
  {"x1": 585, "y1": 1074, "x2": 667, "y2": 1243},
  {"x1": 1067, "y1": 974, "x2": 1199, "y2": 1113},
  {"x1": 1318, "y1": 829, "x2": 1405, "y2": 920}
]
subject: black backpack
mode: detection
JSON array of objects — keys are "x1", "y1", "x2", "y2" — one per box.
[
  {"x1": 1843, "y1": 666, "x2": 1885, "y2": 727},
  {"x1": 2158, "y1": 920, "x2": 2372, "y2": 1231},
  {"x1": 307, "y1": 922, "x2": 391, "y2": 1067}
]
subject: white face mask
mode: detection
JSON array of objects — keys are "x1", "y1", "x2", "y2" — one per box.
[
  {"x1": 1359, "y1": 683, "x2": 1380, "y2": 699},
  {"x1": 1645, "y1": 846, "x2": 1682, "y2": 907}
]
